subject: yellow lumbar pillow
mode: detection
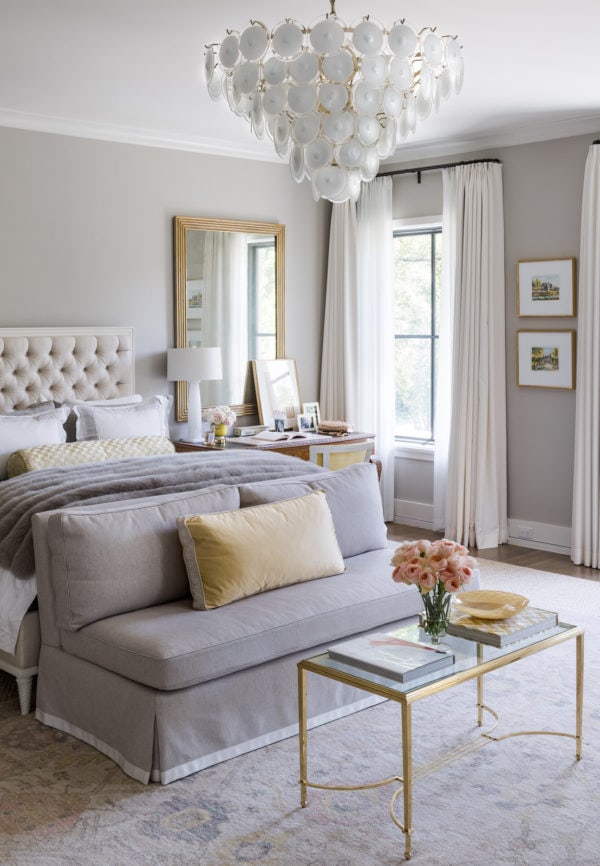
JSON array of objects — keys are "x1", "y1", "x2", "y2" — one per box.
[
  {"x1": 7, "y1": 435, "x2": 175, "y2": 476},
  {"x1": 177, "y1": 490, "x2": 345, "y2": 610}
]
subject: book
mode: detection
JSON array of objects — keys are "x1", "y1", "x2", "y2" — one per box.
[
  {"x1": 252, "y1": 430, "x2": 310, "y2": 441},
  {"x1": 328, "y1": 632, "x2": 455, "y2": 683},
  {"x1": 231, "y1": 425, "x2": 268, "y2": 437},
  {"x1": 447, "y1": 606, "x2": 559, "y2": 647}
]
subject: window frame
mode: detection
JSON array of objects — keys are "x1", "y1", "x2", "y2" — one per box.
[{"x1": 393, "y1": 216, "x2": 442, "y2": 446}]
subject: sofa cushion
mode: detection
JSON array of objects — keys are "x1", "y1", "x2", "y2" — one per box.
[
  {"x1": 178, "y1": 490, "x2": 345, "y2": 610},
  {"x1": 239, "y1": 461, "x2": 387, "y2": 558},
  {"x1": 47, "y1": 485, "x2": 240, "y2": 631},
  {"x1": 59, "y1": 545, "x2": 423, "y2": 690}
]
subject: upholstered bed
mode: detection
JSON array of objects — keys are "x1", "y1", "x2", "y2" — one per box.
[{"x1": 0, "y1": 327, "x2": 137, "y2": 711}]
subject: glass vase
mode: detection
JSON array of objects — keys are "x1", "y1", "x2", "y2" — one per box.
[
  {"x1": 214, "y1": 423, "x2": 228, "y2": 445},
  {"x1": 419, "y1": 582, "x2": 451, "y2": 644}
]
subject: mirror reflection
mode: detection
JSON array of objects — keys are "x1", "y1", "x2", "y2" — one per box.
[{"x1": 174, "y1": 217, "x2": 285, "y2": 421}]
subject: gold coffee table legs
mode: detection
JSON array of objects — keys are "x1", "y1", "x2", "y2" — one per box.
[
  {"x1": 298, "y1": 665, "x2": 414, "y2": 860},
  {"x1": 297, "y1": 628, "x2": 583, "y2": 862}
]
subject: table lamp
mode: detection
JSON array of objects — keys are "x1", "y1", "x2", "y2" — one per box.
[{"x1": 167, "y1": 347, "x2": 223, "y2": 442}]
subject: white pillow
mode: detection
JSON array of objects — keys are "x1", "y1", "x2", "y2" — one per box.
[
  {"x1": 64, "y1": 395, "x2": 143, "y2": 408},
  {"x1": 0, "y1": 406, "x2": 70, "y2": 479},
  {"x1": 1, "y1": 401, "x2": 57, "y2": 416},
  {"x1": 73, "y1": 395, "x2": 172, "y2": 441}
]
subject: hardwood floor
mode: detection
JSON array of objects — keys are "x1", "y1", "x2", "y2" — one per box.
[{"x1": 386, "y1": 523, "x2": 600, "y2": 583}]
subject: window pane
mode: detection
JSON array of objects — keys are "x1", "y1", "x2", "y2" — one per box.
[
  {"x1": 256, "y1": 335, "x2": 276, "y2": 359},
  {"x1": 394, "y1": 234, "x2": 434, "y2": 335},
  {"x1": 433, "y1": 232, "x2": 441, "y2": 335},
  {"x1": 395, "y1": 338, "x2": 432, "y2": 440},
  {"x1": 256, "y1": 246, "x2": 275, "y2": 335}
]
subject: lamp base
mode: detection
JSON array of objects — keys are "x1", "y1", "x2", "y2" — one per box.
[{"x1": 187, "y1": 381, "x2": 203, "y2": 443}]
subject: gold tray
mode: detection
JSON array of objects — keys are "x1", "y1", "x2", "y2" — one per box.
[{"x1": 452, "y1": 590, "x2": 529, "y2": 620}]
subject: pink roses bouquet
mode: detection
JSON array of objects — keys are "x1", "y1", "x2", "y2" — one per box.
[{"x1": 391, "y1": 538, "x2": 477, "y2": 639}]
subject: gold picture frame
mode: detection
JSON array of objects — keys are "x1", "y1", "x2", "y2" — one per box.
[
  {"x1": 517, "y1": 258, "x2": 576, "y2": 317},
  {"x1": 251, "y1": 359, "x2": 301, "y2": 430},
  {"x1": 517, "y1": 330, "x2": 575, "y2": 389}
]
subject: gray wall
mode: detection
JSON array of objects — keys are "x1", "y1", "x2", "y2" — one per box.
[
  {"x1": 0, "y1": 126, "x2": 330, "y2": 434},
  {"x1": 1, "y1": 124, "x2": 596, "y2": 549},
  {"x1": 391, "y1": 132, "x2": 598, "y2": 550}
]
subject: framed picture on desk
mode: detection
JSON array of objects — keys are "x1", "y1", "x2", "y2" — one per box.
[{"x1": 252, "y1": 359, "x2": 302, "y2": 430}]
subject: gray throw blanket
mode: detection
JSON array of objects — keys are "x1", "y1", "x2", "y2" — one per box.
[{"x1": 0, "y1": 450, "x2": 325, "y2": 578}]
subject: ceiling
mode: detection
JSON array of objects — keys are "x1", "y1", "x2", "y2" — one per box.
[{"x1": 1, "y1": 0, "x2": 599, "y2": 166}]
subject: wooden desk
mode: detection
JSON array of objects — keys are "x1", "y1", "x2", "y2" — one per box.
[{"x1": 174, "y1": 431, "x2": 375, "y2": 463}]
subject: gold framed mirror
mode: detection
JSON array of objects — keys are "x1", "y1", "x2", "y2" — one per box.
[{"x1": 174, "y1": 216, "x2": 285, "y2": 422}]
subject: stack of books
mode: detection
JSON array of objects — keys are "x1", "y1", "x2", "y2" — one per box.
[
  {"x1": 328, "y1": 631, "x2": 455, "y2": 683},
  {"x1": 447, "y1": 606, "x2": 559, "y2": 647}
]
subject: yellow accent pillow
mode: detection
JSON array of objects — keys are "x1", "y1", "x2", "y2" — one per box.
[
  {"x1": 177, "y1": 490, "x2": 345, "y2": 610},
  {"x1": 7, "y1": 435, "x2": 175, "y2": 476}
]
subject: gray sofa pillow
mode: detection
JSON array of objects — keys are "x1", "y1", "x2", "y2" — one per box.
[
  {"x1": 239, "y1": 462, "x2": 387, "y2": 558},
  {"x1": 47, "y1": 485, "x2": 240, "y2": 631}
]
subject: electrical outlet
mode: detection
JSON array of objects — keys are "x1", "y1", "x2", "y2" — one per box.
[{"x1": 517, "y1": 525, "x2": 534, "y2": 539}]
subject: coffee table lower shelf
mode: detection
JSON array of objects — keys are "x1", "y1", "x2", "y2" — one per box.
[{"x1": 297, "y1": 622, "x2": 584, "y2": 861}]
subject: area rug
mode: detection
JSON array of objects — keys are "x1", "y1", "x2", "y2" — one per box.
[{"x1": 1, "y1": 560, "x2": 598, "y2": 865}]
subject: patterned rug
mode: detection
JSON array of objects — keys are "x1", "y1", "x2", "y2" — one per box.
[{"x1": 1, "y1": 560, "x2": 599, "y2": 866}]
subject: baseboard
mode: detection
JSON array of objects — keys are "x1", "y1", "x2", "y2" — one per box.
[
  {"x1": 507, "y1": 518, "x2": 571, "y2": 556},
  {"x1": 393, "y1": 503, "x2": 572, "y2": 556},
  {"x1": 393, "y1": 499, "x2": 434, "y2": 529}
]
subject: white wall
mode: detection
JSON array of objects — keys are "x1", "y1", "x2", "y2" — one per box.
[
  {"x1": 0, "y1": 126, "x2": 330, "y2": 435},
  {"x1": 389, "y1": 132, "x2": 598, "y2": 553}
]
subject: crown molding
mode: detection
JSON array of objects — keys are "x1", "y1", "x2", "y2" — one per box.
[
  {"x1": 383, "y1": 114, "x2": 600, "y2": 165},
  {"x1": 1, "y1": 107, "x2": 599, "y2": 167},
  {"x1": 0, "y1": 108, "x2": 282, "y2": 163}
]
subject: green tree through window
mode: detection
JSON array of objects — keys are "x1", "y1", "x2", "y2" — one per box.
[{"x1": 394, "y1": 227, "x2": 441, "y2": 441}]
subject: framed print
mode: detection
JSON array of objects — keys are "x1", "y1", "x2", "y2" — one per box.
[
  {"x1": 296, "y1": 413, "x2": 314, "y2": 431},
  {"x1": 302, "y1": 401, "x2": 321, "y2": 430},
  {"x1": 252, "y1": 359, "x2": 301, "y2": 429},
  {"x1": 517, "y1": 258, "x2": 576, "y2": 316},
  {"x1": 517, "y1": 330, "x2": 575, "y2": 389}
]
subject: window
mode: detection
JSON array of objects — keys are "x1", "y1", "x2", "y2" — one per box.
[
  {"x1": 247, "y1": 239, "x2": 276, "y2": 359},
  {"x1": 394, "y1": 224, "x2": 441, "y2": 442}
]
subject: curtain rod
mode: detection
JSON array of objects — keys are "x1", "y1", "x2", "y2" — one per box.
[{"x1": 378, "y1": 157, "x2": 501, "y2": 183}]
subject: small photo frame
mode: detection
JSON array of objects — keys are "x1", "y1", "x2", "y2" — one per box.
[
  {"x1": 297, "y1": 413, "x2": 314, "y2": 431},
  {"x1": 302, "y1": 401, "x2": 321, "y2": 430},
  {"x1": 517, "y1": 330, "x2": 575, "y2": 389},
  {"x1": 517, "y1": 258, "x2": 576, "y2": 317}
]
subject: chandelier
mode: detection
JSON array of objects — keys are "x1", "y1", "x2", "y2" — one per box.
[{"x1": 204, "y1": 2, "x2": 463, "y2": 203}]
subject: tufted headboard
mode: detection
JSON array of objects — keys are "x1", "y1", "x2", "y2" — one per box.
[{"x1": 0, "y1": 327, "x2": 135, "y2": 412}]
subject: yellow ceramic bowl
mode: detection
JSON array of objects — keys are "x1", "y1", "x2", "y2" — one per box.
[{"x1": 452, "y1": 590, "x2": 529, "y2": 620}]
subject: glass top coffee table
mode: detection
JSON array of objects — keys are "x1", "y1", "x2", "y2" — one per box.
[{"x1": 297, "y1": 620, "x2": 584, "y2": 861}]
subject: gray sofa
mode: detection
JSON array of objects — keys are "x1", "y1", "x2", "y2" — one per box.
[{"x1": 31, "y1": 462, "x2": 424, "y2": 784}]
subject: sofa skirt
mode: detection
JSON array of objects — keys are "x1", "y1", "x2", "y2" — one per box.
[{"x1": 35, "y1": 635, "x2": 398, "y2": 784}]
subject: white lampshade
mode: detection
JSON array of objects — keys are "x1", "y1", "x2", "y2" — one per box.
[
  {"x1": 167, "y1": 347, "x2": 222, "y2": 383},
  {"x1": 167, "y1": 347, "x2": 222, "y2": 443}
]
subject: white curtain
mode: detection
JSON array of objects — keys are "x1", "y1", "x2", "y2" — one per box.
[
  {"x1": 434, "y1": 162, "x2": 507, "y2": 548},
  {"x1": 572, "y1": 143, "x2": 600, "y2": 566},
  {"x1": 201, "y1": 231, "x2": 247, "y2": 406},
  {"x1": 320, "y1": 177, "x2": 395, "y2": 520},
  {"x1": 320, "y1": 201, "x2": 358, "y2": 421}
]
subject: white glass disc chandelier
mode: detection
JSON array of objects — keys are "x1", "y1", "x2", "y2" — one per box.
[{"x1": 204, "y1": 2, "x2": 463, "y2": 203}]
